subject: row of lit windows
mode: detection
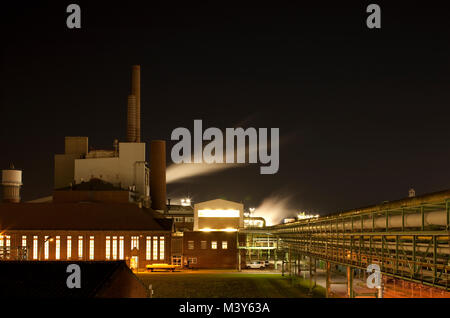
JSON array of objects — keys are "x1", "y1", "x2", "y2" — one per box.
[
  {"x1": 105, "y1": 236, "x2": 125, "y2": 260},
  {"x1": 6, "y1": 235, "x2": 115, "y2": 261},
  {"x1": 0, "y1": 235, "x2": 11, "y2": 248},
  {"x1": 172, "y1": 217, "x2": 194, "y2": 223},
  {"x1": 187, "y1": 240, "x2": 228, "y2": 250},
  {"x1": 145, "y1": 236, "x2": 165, "y2": 261},
  {"x1": 1, "y1": 234, "x2": 166, "y2": 261}
]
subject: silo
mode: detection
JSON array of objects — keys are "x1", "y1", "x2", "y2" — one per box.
[
  {"x1": 150, "y1": 140, "x2": 166, "y2": 211},
  {"x1": 131, "y1": 65, "x2": 141, "y2": 143},
  {"x1": 126, "y1": 94, "x2": 137, "y2": 142},
  {"x1": 1, "y1": 164, "x2": 22, "y2": 203}
]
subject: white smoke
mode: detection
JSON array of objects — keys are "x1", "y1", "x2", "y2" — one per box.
[
  {"x1": 166, "y1": 163, "x2": 242, "y2": 184},
  {"x1": 252, "y1": 194, "x2": 297, "y2": 226}
]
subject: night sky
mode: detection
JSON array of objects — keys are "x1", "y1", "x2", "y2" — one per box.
[{"x1": 1, "y1": 1, "x2": 449, "y2": 217}]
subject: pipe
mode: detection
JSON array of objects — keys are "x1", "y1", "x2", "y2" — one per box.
[{"x1": 276, "y1": 209, "x2": 448, "y2": 233}]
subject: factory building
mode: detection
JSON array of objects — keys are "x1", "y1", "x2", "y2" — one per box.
[
  {"x1": 54, "y1": 137, "x2": 149, "y2": 204},
  {"x1": 179, "y1": 199, "x2": 247, "y2": 268},
  {"x1": 0, "y1": 65, "x2": 176, "y2": 272},
  {"x1": 53, "y1": 65, "x2": 167, "y2": 211},
  {"x1": 194, "y1": 199, "x2": 244, "y2": 231},
  {"x1": 183, "y1": 231, "x2": 245, "y2": 269},
  {"x1": 0, "y1": 202, "x2": 172, "y2": 271},
  {"x1": 0, "y1": 64, "x2": 265, "y2": 271}
]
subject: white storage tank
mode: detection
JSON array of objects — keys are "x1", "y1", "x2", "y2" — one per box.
[{"x1": 1, "y1": 163, "x2": 22, "y2": 203}]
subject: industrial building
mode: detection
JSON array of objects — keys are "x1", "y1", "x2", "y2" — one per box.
[
  {"x1": 52, "y1": 65, "x2": 166, "y2": 212},
  {"x1": 0, "y1": 64, "x2": 258, "y2": 273},
  {"x1": 0, "y1": 65, "x2": 174, "y2": 272},
  {"x1": 54, "y1": 137, "x2": 150, "y2": 205},
  {"x1": 0, "y1": 201, "x2": 172, "y2": 271},
  {"x1": 3, "y1": 64, "x2": 447, "y2": 299}
]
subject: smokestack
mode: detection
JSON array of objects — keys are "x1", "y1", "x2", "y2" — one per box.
[
  {"x1": 126, "y1": 95, "x2": 137, "y2": 142},
  {"x1": 131, "y1": 65, "x2": 141, "y2": 142},
  {"x1": 150, "y1": 140, "x2": 166, "y2": 211}
]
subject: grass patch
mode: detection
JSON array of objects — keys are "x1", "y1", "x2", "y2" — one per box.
[{"x1": 137, "y1": 272, "x2": 326, "y2": 298}]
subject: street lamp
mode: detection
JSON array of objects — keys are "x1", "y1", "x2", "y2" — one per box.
[{"x1": 39, "y1": 236, "x2": 54, "y2": 260}]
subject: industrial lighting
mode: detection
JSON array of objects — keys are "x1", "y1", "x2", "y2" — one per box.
[
  {"x1": 199, "y1": 228, "x2": 238, "y2": 232},
  {"x1": 198, "y1": 209, "x2": 240, "y2": 218},
  {"x1": 223, "y1": 228, "x2": 238, "y2": 232},
  {"x1": 297, "y1": 212, "x2": 320, "y2": 220},
  {"x1": 181, "y1": 198, "x2": 192, "y2": 206}
]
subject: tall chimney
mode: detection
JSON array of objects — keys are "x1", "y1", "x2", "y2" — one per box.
[
  {"x1": 150, "y1": 140, "x2": 166, "y2": 211},
  {"x1": 126, "y1": 95, "x2": 136, "y2": 142},
  {"x1": 131, "y1": 65, "x2": 141, "y2": 142}
]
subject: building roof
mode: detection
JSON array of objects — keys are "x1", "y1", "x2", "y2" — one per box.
[
  {"x1": 194, "y1": 198, "x2": 244, "y2": 209},
  {"x1": 0, "y1": 261, "x2": 147, "y2": 298},
  {"x1": 0, "y1": 203, "x2": 173, "y2": 231}
]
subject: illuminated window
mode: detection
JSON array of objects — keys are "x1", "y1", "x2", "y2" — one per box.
[
  {"x1": 211, "y1": 241, "x2": 217, "y2": 249},
  {"x1": 0, "y1": 235, "x2": 3, "y2": 250},
  {"x1": 146, "y1": 236, "x2": 151, "y2": 260},
  {"x1": 188, "y1": 257, "x2": 197, "y2": 264},
  {"x1": 186, "y1": 217, "x2": 194, "y2": 223},
  {"x1": 131, "y1": 236, "x2": 139, "y2": 250},
  {"x1": 105, "y1": 236, "x2": 111, "y2": 260},
  {"x1": 33, "y1": 236, "x2": 38, "y2": 259},
  {"x1": 6, "y1": 235, "x2": 10, "y2": 248},
  {"x1": 174, "y1": 217, "x2": 184, "y2": 223},
  {"x1": 89, "y1": 236, "x2": 94, "y2": 260},
  {"x1": 200, "y1": 241, "x2": 207, "y2": 249},
  {"x1": 78, "y1": 236, "x2": 83, "y2": 259},
  {"x1": 153, "y1": 236, "x2": 158, "y2": 260},
  {"x1": 55, "y1": 236, "x2": 61, "y2": 260},
  {"x1": 187, "y1": 240, "x2": 194, "y2": 250},
  {"x1": 67, "y1": 236, "x2": 72, "y2": 259},
  {"x1": 22, "y1": 235, "x2": 27, "y2": 247},
  {"x1": 119, "y1": 236, "x2": 124, "y2": 260},
  {"x1": 43, "y1": 236, "x2": 49, "y2": 259},
  {"x1": 159, "y1": 236, "x2": 165, "y2": 260},
  {"x1": 112, "y1": 236, "x2": 118, "y2": 260},
  {"x1": 222, "y1": 241, "x2": 228, "y2": 249}
]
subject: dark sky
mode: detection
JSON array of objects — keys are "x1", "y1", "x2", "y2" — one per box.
[{"x1": 1, "y1": 1, "x2": 449, "y2": 216}]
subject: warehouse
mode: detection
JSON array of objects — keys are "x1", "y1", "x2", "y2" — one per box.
[{"x1": 0, "y1": 202, "x2": 173, "y2": 272}]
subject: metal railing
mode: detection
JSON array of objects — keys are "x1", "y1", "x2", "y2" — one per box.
[{"x1": 268, "y1": 198, "x2": 450, "y2": 290}]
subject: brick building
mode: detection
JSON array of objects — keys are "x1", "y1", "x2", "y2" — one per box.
[
  {"x1": 0, "y1": 202, "x2": 173, "y2": 271},
  {"x1": 182, "y1": 231, "x2": 246, "y2": 269}
]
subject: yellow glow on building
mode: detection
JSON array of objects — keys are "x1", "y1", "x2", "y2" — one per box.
[
  {"x1": 199, "y1": 228, "x2": 238, "y2": 232},
  {"x1": 198, "y1": 209, "x2": 240, "y2": 218}
]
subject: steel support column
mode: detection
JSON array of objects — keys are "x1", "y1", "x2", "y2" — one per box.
[{"x1": 347, "y1": 266, "x2": 354, "y2": 298}]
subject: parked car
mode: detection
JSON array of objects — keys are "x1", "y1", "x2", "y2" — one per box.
[{"x1": 246, "y1": 261, "x2": 266, "y2": 269}]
